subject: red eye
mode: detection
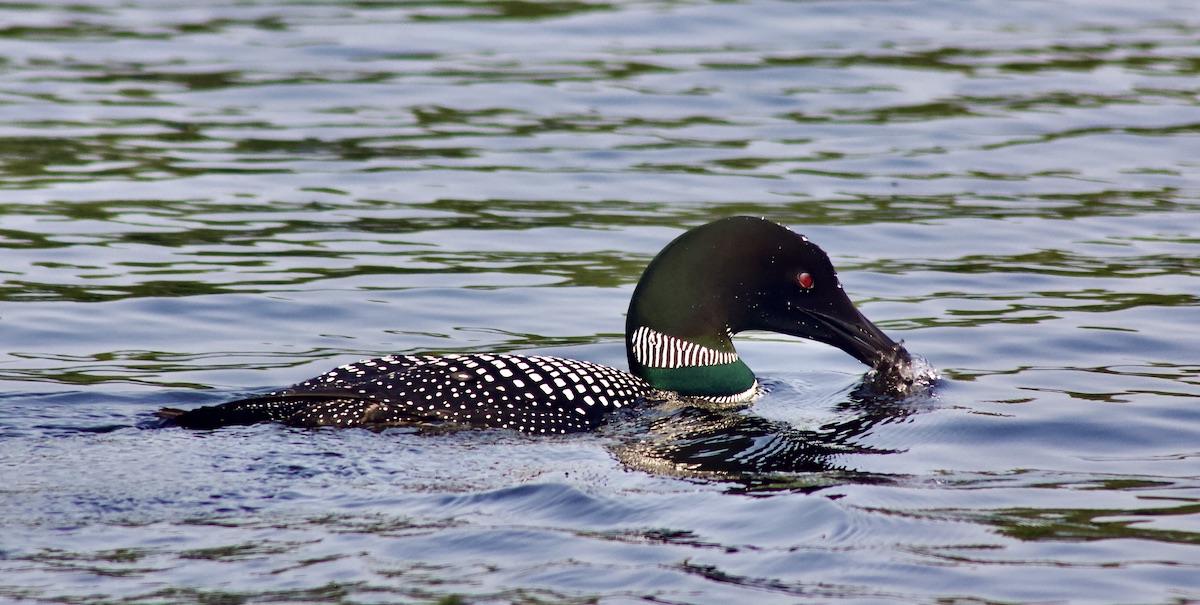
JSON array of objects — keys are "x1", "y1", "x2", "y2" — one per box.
[{"x1": 798, "y1": 272, "x2": 814, "y2": 289}]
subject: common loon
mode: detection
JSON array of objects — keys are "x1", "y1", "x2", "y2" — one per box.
[{"x1": 158, "y1": 216, "x2": 916, "y2": 434}]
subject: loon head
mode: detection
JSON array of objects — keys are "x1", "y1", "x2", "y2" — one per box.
[{"x1": 626, "y1": 216, "x2": 910, "y2": 398}]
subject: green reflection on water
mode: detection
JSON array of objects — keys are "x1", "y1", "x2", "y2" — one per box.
[
  {"x1": 403, "y1": 0, "x2": 614, "y2": 22},
  {"x1": 785, "y1": 101, "x2": 979, "y2": 124},
  {"x1": 867, "y1": 250, "x2": 1200, "y2": 279},
  {"x1": 0, "y1": 349, "x2": 320, "y2": 388},
  {"x1": 710, "y1": 37, "x2": 1200, "y2": 78},
  {"x1": 0, "y1": 187, "x2": 1194, "y2": 304},
  {"x1": 992, "y1": 501, "x2": 1200, "y2": 544},
  {"x1": 0, "y1": 22, "x2": 166, "y2": 41},
  {"x1": 15, "y1": 187, "x2": 1184, "y2": 239}
]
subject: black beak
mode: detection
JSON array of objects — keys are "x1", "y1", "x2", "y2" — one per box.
[
  {"x1": 754, "y1": 291, "x2": 914, "y2": 392},
  {"x1": 798, "y1": 306, "x2": 910, "y2": 371},
  {"x1": 789, "y1": 305, "x2": 918, "y2": 396}
]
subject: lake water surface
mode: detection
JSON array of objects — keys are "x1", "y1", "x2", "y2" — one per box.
[{"x1": 1, "y1": 1, "x2": 1199, "y2": 603}]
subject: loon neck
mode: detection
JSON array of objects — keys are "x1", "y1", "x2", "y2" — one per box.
[
  {"x1": 626, "y1": 325, "x2": 757, "y2": 399},
  {"x1": 624, "y1": 218, "x2": 777, "y2": 399}
]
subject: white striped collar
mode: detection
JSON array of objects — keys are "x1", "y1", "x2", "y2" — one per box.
[{"x1": 630, "y1": 326, "x2": 738, "y2": 369}]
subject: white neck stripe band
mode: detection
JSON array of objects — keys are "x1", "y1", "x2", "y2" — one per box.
[{"x1": 630, "y1": 326, "x2": 738, "y2": 369}]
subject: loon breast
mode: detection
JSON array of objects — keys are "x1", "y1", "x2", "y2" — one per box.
[{"x1": 161, "y1": 354, "x2": 651, "y2": 434}]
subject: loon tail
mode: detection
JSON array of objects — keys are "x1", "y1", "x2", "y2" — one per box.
[
  {"x1": 154, "y1": 407, "x2": 187, "y2": 421},
  {"x1": 157, "y1": 393, "x2": 427, "y2": 430},
  {"x1": 155, "y1": 394, "x2": 313, "y2": 429}
]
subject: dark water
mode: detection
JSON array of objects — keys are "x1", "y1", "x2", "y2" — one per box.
[{"x1": 2, "y1": 0, "x2": 1199, "y2": 603}]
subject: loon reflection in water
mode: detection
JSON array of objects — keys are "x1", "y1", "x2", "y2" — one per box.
[
  {"x1": 158, "y1": 217, "x2": 936, "y2": 434},
  {"x1": 611, "y1": 373, "x2": 936, "y2": 491}
]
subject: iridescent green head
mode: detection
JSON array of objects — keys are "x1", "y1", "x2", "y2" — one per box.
[{"x1": 625, "y1": 216, "x2": 909, "y2": 399}]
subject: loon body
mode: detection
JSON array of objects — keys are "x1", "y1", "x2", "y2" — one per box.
[{"x1": 159, "y1": 217, "x2": 914, "y2": 434}]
